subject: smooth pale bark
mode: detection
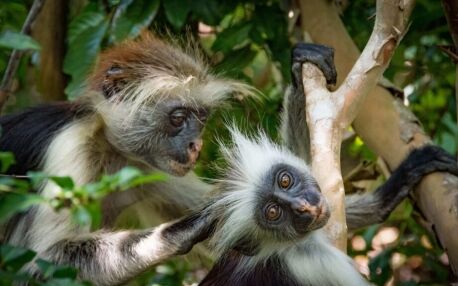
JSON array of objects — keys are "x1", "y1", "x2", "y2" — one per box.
[
  {"x1": 300, "y1": 0, "x2": 414, "y2": 250},
  {"x1": 300, "y1": 0, "x2": 458, "y2": 273}
]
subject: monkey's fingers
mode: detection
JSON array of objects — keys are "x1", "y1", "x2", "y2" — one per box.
[{"x1": 291, "y1": 43, "x2": 337, "y2": 87}]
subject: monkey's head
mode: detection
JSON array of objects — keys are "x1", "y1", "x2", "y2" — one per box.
[
  {"x1": 88, "y1": 33, "x2": 252, "y2": 176},
  {"x1": 210, "y1": 128, "x2": 330, "y2": 256}
]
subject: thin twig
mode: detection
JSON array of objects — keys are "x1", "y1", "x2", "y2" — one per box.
[{"x1": 0, "y1": 0, "x2": 45, "y2": 112}]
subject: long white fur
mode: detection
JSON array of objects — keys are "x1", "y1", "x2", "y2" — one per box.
[
  {"x1": 210, "y1": 127, "x2": 369, "y2": 285},
  {"x1": 210, "y1": 127, "x2": 311, "y2": 255}
]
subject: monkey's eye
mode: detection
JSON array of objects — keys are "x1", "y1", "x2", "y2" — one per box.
[
  {"x1": 170, "y1": 109, "x2": 187, "y2": 127},
  {"x1": 278, "y1": 171, "x2": 292, "y2": 189},
  {"x1": 265, "y1": 203, "x2": 282, "y2": 221}
]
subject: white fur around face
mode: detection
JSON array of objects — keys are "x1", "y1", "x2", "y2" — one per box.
[
  {"x1": 285, "y1": 232, "x2": 369, "y2": 286},
  {"x1": 210, "y1": 127, "x2": 313, "y2": 255}
]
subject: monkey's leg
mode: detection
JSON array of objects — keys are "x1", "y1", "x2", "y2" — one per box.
[
  {"x1": 40, "y1": 208, "x2": 214, "y2": 286},
  {"x1": 281, "y1": 43, "x2": 337, "y2": 162},
  {"x1": 346, "y1": 145, "x2": 458, "y2": 230}
]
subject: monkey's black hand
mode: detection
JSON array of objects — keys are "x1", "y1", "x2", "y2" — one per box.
[
  {"x1": 395, "y1": 145, "x2": 458, "y2": 189},
  {"x1": 291, "y1": 43, "x2": 337, "y2": 88},
  {"x1": 162, "y1": 207, "x2": 217, "y2": 255}
]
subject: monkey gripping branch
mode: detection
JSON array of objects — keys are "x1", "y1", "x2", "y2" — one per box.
[{"x1": 301, "y1": 0, "x2": 415, "y2": 250}]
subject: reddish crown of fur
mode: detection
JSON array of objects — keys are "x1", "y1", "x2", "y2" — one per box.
[{"x1": 89, "y1": 33, "x2": 209, "y2": 93}]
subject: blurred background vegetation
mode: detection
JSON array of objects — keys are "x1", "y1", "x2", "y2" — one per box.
[{"x1": 0, "y1": 0, "x2": 456, "y2": 285}]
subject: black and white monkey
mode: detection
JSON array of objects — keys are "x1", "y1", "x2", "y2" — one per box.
[
  {"x1": 197, "y1": 128, "x2": 458, "y2": 286},
  {"x1": 194, "y1": 44, "x2": 458, "y2": 286},
  {"x1": 0, "y1": 32, "x2": 456, "y2": 286}
]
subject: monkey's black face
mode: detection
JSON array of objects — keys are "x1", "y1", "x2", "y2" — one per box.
[
  {"x1": 147, "y1": 101, "x2": 208, "y2": 176},
  {"x1": 110, "y1": 100, "x2": 208, "y2": 176},
  {"x1": 255, "y1": 164, "x2": 330, "y2": 239}
]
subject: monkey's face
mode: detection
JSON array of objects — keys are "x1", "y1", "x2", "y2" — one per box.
[
  {"x1": 104, "y1": 100, "x2": 208, "y2": 176},
  {"x1": 209, "y1": 129, "x2": 330, "y2": 256},
  {"x1": 254, "y1": 164, "x2": 330, "y2": 239}
]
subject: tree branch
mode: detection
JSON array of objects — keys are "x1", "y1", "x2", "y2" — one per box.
[
  {"x1": 300, "y1": 0, "x2": 458, "y2": 274},
  {"x1": 0, "y1": 0, "x2": 45, "y2": 112},
  {"x1": 300, "y1": 0, "x2": 415, "y2": 250}
]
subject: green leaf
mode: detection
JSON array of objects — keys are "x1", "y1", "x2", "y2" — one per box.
[
  {"x1": 36, "y1": 258, "x2": 78, "y2": 279},
  {"x1": 27, "y1": 171, "x2": 48, "y2": 187},
  {"x1": 35, "y1": 259, "x2": 57, "y2": 279},
  {"x1": 212, "y1": 23, "x2": 252, "y2": 53},
  {"x1": 0, "y1": 152, "x2": 15, "y2": 173},
  {"x1": 110, "y1": 0, "x2": 160, "y2": 43},
  {"x1": 42, "y1": 278, "x2": 90, "y2": 286},
  {"x1": 0, "y1": 31, "x2": 40, "y2": 50},
  {"x1": 67, "y1": 11, "x2": 105, "y2": 44},
  {"x1": 0, "y1": 244, "x2": 36, "y2": 272},
  {"x1": 86, "y1": 203, "x2": 102, "y2": 230},
  {"x1": 189, "y1": 0, "x2": 235, "y2": 26},
  {"x1": 72, "y1": 206, "x2": 92, "y2": 226},
  {"x1": 0, "y1": 193, "x2": 45, "y2": 223},
  {"x1": 163, "y1": 0, "x2": 190, "y2": 28},
  {"x1": 64, "y1": 17, "x2": 108, "y2": 99},
  {"x1": 214, "y1": 46, "x2": 257, "y2": 77},
  {"x1": 116, "y1": 166, "x2": 142, "y2": 186},
  {"x1": 369, "y1": 248, "x2": 394, "y2": 284},
  {"x1": 49, "y1": 176, "x2": 75, "y2": 190},
  {"x1": 127, "y1": 172, "x2": 167, "y2": 187}
]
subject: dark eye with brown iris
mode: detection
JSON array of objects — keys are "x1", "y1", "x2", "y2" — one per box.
[
  {"x1": 278, "y1": 171, "x2": 292, "y2": 189},
  {"x1": 265, "y1": 203, "x2": 282, "y2": 221},
  {"x1": 170, "y1": 109, "x2": 187, "y2": 127}
]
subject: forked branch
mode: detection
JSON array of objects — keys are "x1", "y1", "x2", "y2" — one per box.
[{"x1": 301, "y1": 0, "x2": 415, "y2": 250}]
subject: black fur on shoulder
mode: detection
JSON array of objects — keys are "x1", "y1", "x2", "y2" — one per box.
[
  {"x1": 0, "y1": 102, "x2": 93, "y2": 175},
  {"x1": 199, "y1": 251, "x2": 301, "y2": 286}
]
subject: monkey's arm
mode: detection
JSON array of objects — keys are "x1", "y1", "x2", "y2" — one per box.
[
  {"x1": 281, "y1": 43, "x2": 458, "y2": 231},
  {"x1": 41, "y1": 207, "x2": 213, "y2": 286},
  {"x1": 280, "y1": 43, "x2": 336, "y2": 162},
  {"x1": 346, "y1": 146, "x2": 458, "y2": 230}
]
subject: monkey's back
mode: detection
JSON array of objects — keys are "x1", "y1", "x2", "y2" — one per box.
[{"x1": 0, "y1": 102, "x2": 92, "y2": 175}]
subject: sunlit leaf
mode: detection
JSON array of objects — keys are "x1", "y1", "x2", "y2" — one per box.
[
  {"x1": 64, "y1": 18, "x2": 108, "y2": 99},
  {"x1": 0, "y1": 31, "x2": 40, "y2": 50},
  {"x1": 49, "y1": 176, "x2": 75, "y2": 190},
  {"x1": 212, "y1": 23, "x2": 252, "y2": 53},
  {"x1": 67, "y1": 11, "x2": 105, "y2": 44}
]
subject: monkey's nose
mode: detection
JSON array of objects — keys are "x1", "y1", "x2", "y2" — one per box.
[
  {"x1": 189, "y1": 139, "x2": 203, "y2": 153},
  {"x1": 292, "y1": 199, "x2": 323, "y2": 217}
]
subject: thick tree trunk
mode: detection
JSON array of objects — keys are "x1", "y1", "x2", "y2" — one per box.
[
  {"x1": 31, "y1": 0, "x2": 68, "y2": 101},
  {"x1": 299, "y1": 0, "x2": 458, "y2": 274}
]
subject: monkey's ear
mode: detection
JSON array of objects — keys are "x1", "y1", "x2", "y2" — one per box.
[{"x1": 102, "y1": 65, "x2": 127, "y2": 99}]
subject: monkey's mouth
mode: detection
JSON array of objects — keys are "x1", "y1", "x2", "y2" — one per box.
[
  {"x1": 166, "y1": 149, "x2": 200, "y2": 176},
  {"x1": 308, "y1": 203, "x2": 330, "y2": 231},
  {"x1": 168, "y1": 160, "x2": 196, "y2": 176}
]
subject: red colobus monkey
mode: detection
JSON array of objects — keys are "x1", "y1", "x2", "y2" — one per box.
[{"x1": 0, "y1": 33, "x2": 250, "y2": 284}]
